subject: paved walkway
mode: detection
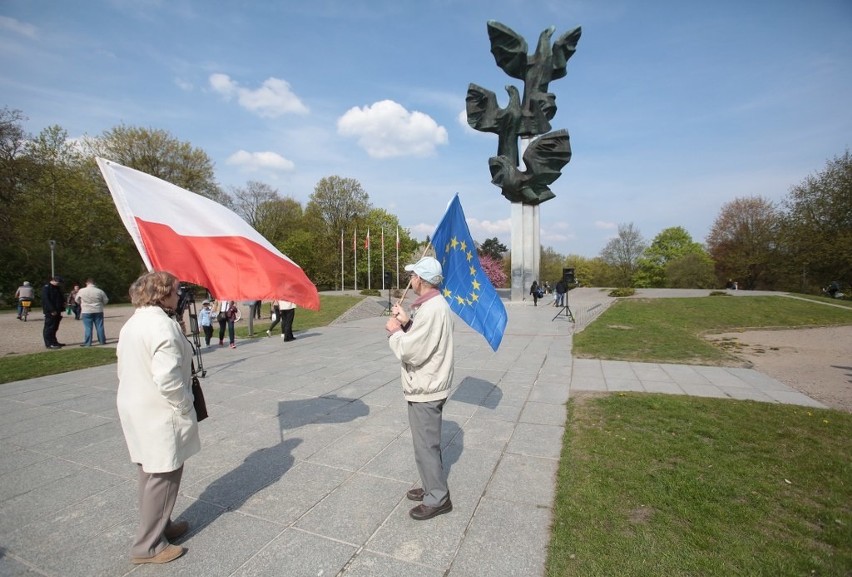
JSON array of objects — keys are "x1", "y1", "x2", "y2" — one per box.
[{"x1": 0, "y1": 289, "x2": 825, "y2": 576}]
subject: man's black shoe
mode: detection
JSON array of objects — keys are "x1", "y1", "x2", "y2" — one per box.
[
  {"x1": 54, "y1": 342, "x2": 66, "y2": 347},
  {"x1": 46, "y1": 345, "x2": 61, "y2": 350},
  {"x1": 406, "y1": 487, "x2": 425, "y2": 501},
  {"x1": 409, "y1": 499, "x2": 452, "y2": 520}
]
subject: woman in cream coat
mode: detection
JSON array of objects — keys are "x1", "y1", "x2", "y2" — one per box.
[{"x1": 117, "y1": 271, "x2": 200, "y2": 565}]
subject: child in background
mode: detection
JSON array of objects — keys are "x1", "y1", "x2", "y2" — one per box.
[{"x1": 199, "y1": 300, "x2": 214, "y2": 346}]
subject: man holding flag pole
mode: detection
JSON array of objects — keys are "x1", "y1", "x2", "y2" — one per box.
[{"x1": 384, "y1": 194, "x2": 507, "y2": 521}]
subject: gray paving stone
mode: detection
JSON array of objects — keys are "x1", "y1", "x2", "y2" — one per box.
[
  {"x1": 230, "y1": 528, "x2": 357, "y2": 577},
  {"x1": 0, "y1": 289, "x2": 829, "y2": 577}
]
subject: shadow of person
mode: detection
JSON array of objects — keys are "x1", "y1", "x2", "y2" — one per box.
[
  {"x1": 277, "y1": 394, "x2": 370, "y2": 431},
  {"x1": 451, "y1": 376, "x2": 503, "y2": 409},
  {"x1": 441, "y1": 419, "x2": 464, "y2": 477},
  {"x1": 177, "y1": 395, "x2": 369, "y2": 541},
  {"x1": 176, "y1": 437, "x2": 301, "y2": 539}
]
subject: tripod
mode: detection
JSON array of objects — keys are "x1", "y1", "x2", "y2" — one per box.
[
  {"x1": 177, "y1": 285, "x2": 206, "y2": 377},
  {"x1": 380, "y1": 289, "x2": 393, "y2": 316},
  {"x1": 551, "y1": 290, "x2": 575, "y2": 323}
]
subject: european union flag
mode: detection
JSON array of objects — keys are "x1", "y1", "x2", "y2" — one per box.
[{"x1": 432, "y1": 194, "x2": 508, "y2": 351}]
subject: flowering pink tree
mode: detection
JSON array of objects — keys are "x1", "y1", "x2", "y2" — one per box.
[{"x1": 478, "y1": 253, "x2": 508, "y2": 288}]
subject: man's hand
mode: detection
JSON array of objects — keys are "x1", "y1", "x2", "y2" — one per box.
[
  {"x1": 385, "y1": 317, "x2": 402, "y2": 332},
  {"x1": 391, "y1": 303, "x2": 409, "y2": 325}
]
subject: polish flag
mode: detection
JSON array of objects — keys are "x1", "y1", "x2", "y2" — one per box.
[
  {"x1": 364, "y1": 229, "x2": 370, "y2": 249},
  {"x1": 96, "y1": 157, "x2": 319, "y2": 310}
]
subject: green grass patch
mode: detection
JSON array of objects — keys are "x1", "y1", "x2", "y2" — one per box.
[
  {"x1": 573, "y1": 296, "x2": 852, "y2": 364},
  {"x1": 0, "y1": 347, "x2": 117, "y2": 384},
  {"x1": 0, "y1": 295, "x2": 364, "y2": 384},
  {"x1": 548, "y1": 393, "x2": 852, "y2": 576}
]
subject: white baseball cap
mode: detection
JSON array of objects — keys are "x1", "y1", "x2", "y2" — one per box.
[{"x1": 404, "y1": 256, "x2": 443, "y2": 285}]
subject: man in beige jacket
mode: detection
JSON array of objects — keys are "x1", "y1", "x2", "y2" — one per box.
[{"x1": 386, "y1": 256, "x2": 455, "y2": 520}]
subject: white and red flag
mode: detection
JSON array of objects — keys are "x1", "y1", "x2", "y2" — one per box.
[{"x1": 96, "y1": 157, "x2": 319, "y2": 310}]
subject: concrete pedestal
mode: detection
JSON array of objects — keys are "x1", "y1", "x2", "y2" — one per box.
[{"x1": 510, "y1": 202, "x2": 540, "y2": 301}]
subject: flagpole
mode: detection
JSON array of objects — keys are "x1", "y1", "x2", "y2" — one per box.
[
  {"x1": 396, "y1": 225, "x2": 400, "y2": 289},
  {"x1": 366, "y1": 228, "x2": 371, "y2": 290},
  {"x1": 381, "y1": 227, "x2": 385, "y2": 290},
  {"x1": 340, "y1": 229, "x2": 344, "y2": 292},
  {"x1": 353, "y1": 228, "x2": 357, "y2": 291},
  {"x1": 397, "y1": 241, "x2": 432, "y2": 305}
]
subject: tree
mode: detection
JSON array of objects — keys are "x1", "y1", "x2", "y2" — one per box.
[
  {"x1": 665, "y1": 253, "x2": 716, "y2": 288},
  {"x1": 479, "y1": 237, "x2": 508, "y2": 260},
  {"x1": 539, "y1": 246, "x2": 566, "y2": 286},
  {"x1": 599, "y1": 223, "x2": 647, "y2": 287},
  {"x1": 635, "y1": 226, "x2": 711, "y2": 288},
  {"x1": 84, "y1": 124, "x2": 227, "y2": 204},
  {"x1": 706, "y1": 196, "x2": 780, "y2": 290},
  {"x1": 304, "y1": 176, "x2": 372, "y2": 289},
  {"x1": 305, "y1": 176, "x2": 371, "y2": 234},
  {"x1": 779, "y1": 150, "x2": 852, "y2": 292}
]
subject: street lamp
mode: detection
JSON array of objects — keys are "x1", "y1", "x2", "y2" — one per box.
[{"x1": 49, "y1": 240, "x2": 56, "y2": 278}]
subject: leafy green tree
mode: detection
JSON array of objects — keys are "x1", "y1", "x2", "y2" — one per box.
[
  {"x1": 779, "y1": 150, "x2": 852, "y2": 293},
  {"x1": 0, "y1": 108, "x2": 32, "y2": 296},
  {"x1": 539, "y1": 246, "x2": 566, "y2": 287},
  {"x1": 305, "y1": 176, "x2": 372, "y2": 289},
  {"x1": 635, "y1": 226, "x2": 711, "y2": 288},
  {"x1": 479, "y1": 237, "x2": 508, "y2": 260},
  {"x1": 665, "y1": 253, "x2": 716, "y2": 288},
  {"x1": 600, "y1": 223, "x2": 647, "y2": 287},
  {"x1": 706, "y1": 196, "x2": 780, "y2": 290},
  {"x1": 84, "y1": 124, "x2": 227, "y2": 204}
]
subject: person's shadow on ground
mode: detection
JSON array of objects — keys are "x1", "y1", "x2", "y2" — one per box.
[{"x1": 176, "y1": 395, "x2": 369, "y2": 540}]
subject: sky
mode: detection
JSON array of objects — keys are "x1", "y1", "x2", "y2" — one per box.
[{"x1": 2, "y1": 0, "x2": 851, "y2": 258}]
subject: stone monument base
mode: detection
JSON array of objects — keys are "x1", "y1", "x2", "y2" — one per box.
[{"x1": 510, "y1": 202, "x2": 540, "y2": 301}]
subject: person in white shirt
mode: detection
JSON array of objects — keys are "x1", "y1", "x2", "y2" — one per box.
[{"x1": 76, "y1": 278, "x2": 109, "y2": 346}]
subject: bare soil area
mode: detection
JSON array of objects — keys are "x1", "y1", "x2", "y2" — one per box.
[{"x1": 706, "y1": 325, "x2": 852, "y2": 413}]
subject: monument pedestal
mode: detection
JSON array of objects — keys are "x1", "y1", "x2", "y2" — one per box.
[{"x1": 510, "y1": 202, "x2": 540, "y2": 301}]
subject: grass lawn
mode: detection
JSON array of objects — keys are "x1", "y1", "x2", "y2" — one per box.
[
  {"x1": 0, "y1": 294, "x2": 364, "y2": 384},
  {"x1": 549, "y1": 393, "x2": 852, "y2": 576},
  {"x1": 550, "y1": 295, "x2": 852, "y2": 576},
  {"x1": 573, "y1": 295, "x2": 852, "y2": 364}
]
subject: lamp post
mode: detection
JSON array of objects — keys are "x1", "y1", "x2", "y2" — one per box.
[{"x1": 48, "y1": 240, "x2": 56, "y2": 278}]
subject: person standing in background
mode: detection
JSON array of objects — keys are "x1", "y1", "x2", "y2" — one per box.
[
  {"x1": 279, "y1": 300, "x2": 296, "y2": 341},
  {"x1": 42, "y1": 276, "x2": 65, "y2": 349},
  {"x1": 77, "y1": 278, "x2": 110, "y2": 346},
  {"x1": 67, "y1": 283, "x2": 81, "y2": 319},
  {"x1": 215, "y1": 299, "x2": 237, "y2": 348},
  {"x1": 198, "y1": 300, "x2": 214, "y2": 346}
]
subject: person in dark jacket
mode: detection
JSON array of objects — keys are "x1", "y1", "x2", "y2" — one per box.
[{"x1": 42, "y1": 276, "x2": 65, "y2": 349}]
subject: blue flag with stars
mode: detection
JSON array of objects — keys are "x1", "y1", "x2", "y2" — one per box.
[{"x1": 432, "y1": 194, "x2": 508, "y2": 351}]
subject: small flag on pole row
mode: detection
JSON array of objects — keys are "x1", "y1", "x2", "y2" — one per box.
[
  {"x1": 431, "y1": 194, "x2": 507, "y2": 351},
  {"x1": 96, "y1": 157, "x2": 319, "y2": 309}
]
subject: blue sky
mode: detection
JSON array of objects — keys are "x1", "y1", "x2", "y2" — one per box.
[{"x1": 2, "y1": 0, "x2": 850, "y2": 257}]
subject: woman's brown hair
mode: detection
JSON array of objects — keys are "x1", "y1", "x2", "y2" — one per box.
[{"x1": 129, "y1": 271, "x2": 178, "y2": 308}]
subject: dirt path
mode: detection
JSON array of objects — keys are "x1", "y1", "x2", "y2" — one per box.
[{"x1": 706, "y1": 325, "x2": 852, "y2": 413}]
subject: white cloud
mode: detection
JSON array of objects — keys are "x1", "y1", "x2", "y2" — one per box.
[
  {"x1": 0, "y1": 16, "x2": 37, "y2": 38},
  {"x1": 209, "y1": 73, "x2": 308, "y2": 117},
  {"x1": 594, "y1": 220, "x2": 617, "y2": 230},
  {"x1": 337, "y1": 100, "x2": 448, "y2": 158},
  {"x1": 466, "y1": 217, "x2": 511, "y2": 237},
  {"x1": 226, "y1": 150, "x2": 295, "y2": 172}
]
